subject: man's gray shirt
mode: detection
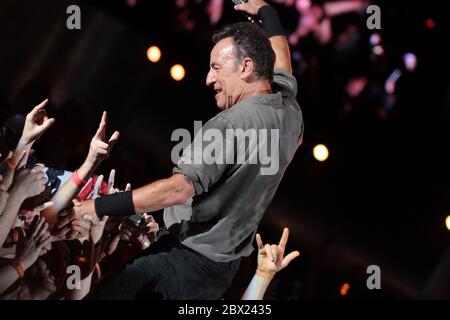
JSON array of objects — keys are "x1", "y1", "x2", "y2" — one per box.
[{"x1": 164, "y1": 69, "x2": 304, "y2": 262}]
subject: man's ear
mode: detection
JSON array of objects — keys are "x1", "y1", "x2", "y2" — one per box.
[{"x1": 240, "y1": 57, "x2": 255, "y2": 81}]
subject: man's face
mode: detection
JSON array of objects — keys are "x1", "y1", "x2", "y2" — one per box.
[{"x1": 206, "y1": 38, "x2": 243, "y2": 110}]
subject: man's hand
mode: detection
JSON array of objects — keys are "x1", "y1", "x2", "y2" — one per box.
[
  {"x1": 50, "y1": 207, "x2": 74, "y2": 241},
  {"x1": 235, "y1": 0, "x2": 293, "y2": 74},
  {"x1": 72, "y1": 198, "x2": 96, "y2": 223},
  {"x1": 233, "y1": 0, "x2": 268, "y2": 16},
  {"x1": 85, "y1": 111, "x2": 120, "y2": 168},
  {"x1": 51, "y1": 203, "x2": 95, "y2": 241},
  {"x1": 19, "y1": 99, "x2": 55, "y2": 146},
  {"x1": 255, "y1": 227, "x2": 300, "y2": 277}
]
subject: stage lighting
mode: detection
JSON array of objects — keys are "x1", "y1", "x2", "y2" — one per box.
[
  {"x1": 403, "y1": 53, "x2": 417, "y2": 72},
  {"x1": 127, "y1": 0, "x2": 138, "y2": 7},
  {"x1": 369, "y1": 33, "x2": 381, "y2": 46},
  {"x1": 385, "y1": 69, "x2": 401, "y2": 94},
  {"x1": 313, "y1": 144, "x2": 329, "y2": 162},
  {"x1": 147, "y1": 46, "x2": 161, "y2": 63},
  {"x1": 171, "y1": 64, "x2": 185, "y2": 81},
  {"x1": 340, "y1": 283, "x2": 350, "y2": 296},
  {"x1": 372, "y1": 45, "x2": 384, "y2": 56},
  {"x1": 446, "y1": 215, "x2": 450, "y2": 231},
  {"x1": 426, "y1": 19, "x2": 435, "y2": 29}
]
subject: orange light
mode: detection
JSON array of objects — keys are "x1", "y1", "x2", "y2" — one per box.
[
  {"x1": 170, "y1": 64, "x2": 185, "y2": 81},
  {"x1": 77, "y1": 256, "x2": 87, "y2": 263},
  {"x1": 426, "y1": 19, "x2": 435, "y2": 29},
  {"x1": 147, "y1": 46, "x2": 161, "y2": 63},
  {"x1": 340, "y1": 283, "x2": 350, "y2": 296}
]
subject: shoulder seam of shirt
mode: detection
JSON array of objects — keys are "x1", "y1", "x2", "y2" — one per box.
[{"x1": 215, "y1": 113, "x2": 237, "y2": 130}]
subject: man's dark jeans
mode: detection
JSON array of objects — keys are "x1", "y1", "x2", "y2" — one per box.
[{"x1": 89, "y1": 234, "x2": 241, "y2": 300}]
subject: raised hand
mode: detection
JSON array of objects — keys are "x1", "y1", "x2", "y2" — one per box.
[
  {"x1": 85, "y1": 112, "x2": 120, "y2": 168},
  {"x1": 16, "y1": 149, "x2": 34, "y2": 171},
  {"x1": 107, "y1": 169, "x2": 116, "y2": 195},
  {"x1": 92, "y1": 174, "x2": 104, "y2": 199},
  {"x1": 11, "y1": 164, "x2": 47, "y2": 199},
  {"x1": 16, "y1": 216, "x2": 52, "y2": 270},
  {"x1": 19, "y1": 99, "x2": 55, "y2": 145},
  {"x1": 255, "y1": 227, "x2": 299, "y2": 277},
  {"x1": 233, "y1": 0, "x2": 268, "y2": 16}
]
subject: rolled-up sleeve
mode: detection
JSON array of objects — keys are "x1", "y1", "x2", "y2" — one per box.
[
  {"x1": 173, "y1": 115, "x2": 235, "y2": 196},
  {"x1": 272, "y1": 68, "x2": 298, "y2": 98}
]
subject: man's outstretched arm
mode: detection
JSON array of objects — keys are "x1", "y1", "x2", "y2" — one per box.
[
  {"x1": 72, "y1": 174, "x2": 194, "y2": 220},
  {"x1": 132, "y1": 174, "x2": 195, "y2": 213},
  {"x1": 268, "y1": 35, "x2": 292, "y2": 74},
  {"x1": 234, "y1": 0, "x2": 292, "y2": 74}
]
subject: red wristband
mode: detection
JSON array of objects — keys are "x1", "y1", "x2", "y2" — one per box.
[
  {"x1": 9, "y1": 260, "x2": 25, "y2": 279},
  {"x1": 72, "y1": 170, "x2": 87, "y2": 187},
  {"x1": 6, "y1": 159, "x2": 16, "y2": 170}
]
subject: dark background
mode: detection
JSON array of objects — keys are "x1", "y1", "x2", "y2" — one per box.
[{"x1": 0, "y1": 0, "x2": 449, "y2": 299}]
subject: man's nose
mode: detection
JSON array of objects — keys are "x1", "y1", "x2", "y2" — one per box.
[{"x1": 206, "y1": 70, "x2": 215, "y2": 86}]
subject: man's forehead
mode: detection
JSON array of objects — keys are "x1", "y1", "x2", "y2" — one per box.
[{"x1": 210, "y1": 38, "x2": 236, "y2": 62}]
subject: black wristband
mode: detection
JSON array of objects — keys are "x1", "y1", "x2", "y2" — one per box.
[
  {"x1": 94, "y1": 191, "x2": 136, "y2": 218},
  {"x1": 257, "y1": 5, "x2": 285, "y2": 38}
]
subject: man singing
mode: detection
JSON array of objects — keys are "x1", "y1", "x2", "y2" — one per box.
[{"x1": 74, "y1": 0, "x2": 304, "y2": 299}]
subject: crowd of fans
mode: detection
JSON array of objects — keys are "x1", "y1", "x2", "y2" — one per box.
[{"x1": 0, "y1": 101, "x2": 163, "y2": 299}]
